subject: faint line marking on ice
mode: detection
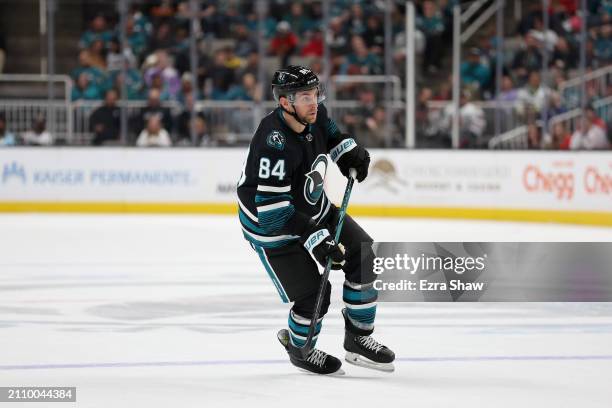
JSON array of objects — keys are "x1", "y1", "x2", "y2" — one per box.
[{"x1": 2, "y1": 355, "x2": 612, "y2": 370}]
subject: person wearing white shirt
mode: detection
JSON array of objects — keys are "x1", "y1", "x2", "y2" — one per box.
[
  {"x1": 136, "y1": 115, "x2": 172, "y2": 147},
  {"x1": 22, "y1": 117, "x2": 53, "y2": 146},
  {"x1": 517, "y1": 71, "x2": 550, "y2": 115},
  {"x1": 570, "y1": 117, "x2": 610, "y2": 150}
]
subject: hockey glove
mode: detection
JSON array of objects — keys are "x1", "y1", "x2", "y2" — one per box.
[
  {"x1": 301, "y1": 227, "x2": 346, "y2": 270},
  {"x1": 336, "y1": 143, "x2": 370, "y2": 182}
]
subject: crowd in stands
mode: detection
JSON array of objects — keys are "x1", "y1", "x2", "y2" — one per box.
[
  {"x1": 0, "y1": 0, "x2": 610, "y2": 149},
  {"x1": 416, "y1": 0, "x2": 611, "y2": 149}
]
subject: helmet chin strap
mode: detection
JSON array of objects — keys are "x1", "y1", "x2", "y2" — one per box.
[{"x1": 281, "y1": 104, "x2": 310, "y2": 127}]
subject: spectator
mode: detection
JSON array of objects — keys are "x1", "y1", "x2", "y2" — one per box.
[
  {"x1": 151, "y1": 0, "x2": 175, "y2": 21},
  {"x1": 71, "y1": 50, "x2": 106, "y2": 87},
  {"x1": 499, "y1": 75, "x2": 519, "y2": 102},
  {"x1": 136, "y1": 116, "x2": 172, "y2": 147},
  {"x1": 71, "y1": 72, "x2": 103, "y2": 101},
  {"x1": 417, "y1": 0, "x2": 445, "y2": 73},
  {"x1": 22, "y1": 116, "x2": 53, "y2": 146},
  {"x1": 130, "y1": 4, "x2": 153, "y2": 39},
  {"x1": 415, "y1": 87, "x2": 436, "y2": 139},
  {"x1": 176, "y1": 93, "x2": 206, "y2": 145},
  {"x1": 570, "y1": 116, "x2": 610, "y2": 150},
  {"x1": 363, "y1": 15, "x2": 384, "y2": 53},
  {"x1": 89, "y1": 89, "x2": 120, "y2": 146},
  {"x1": 439, "y1": 89, "x2": 486, "y2": 148},
  {"x1": 301, "y1": 29, "x2": 324, "y2": 57},
  {"x1": 177, "y1": 72, "x2": 199, "y2": 105},
  {"x1": 225, "y1": 73, "x2": 262, "y2": 101},
  {"x1": 517, "y1": 71, "x2": 550, "y2": 115},
  {"x1": 546, "y1": 122, "x2": 571, "y2": 149},
  {"x1": 283, "y1": 3, "x2": 315, "y2": 36},
  {"x1": 544, "y1": 91, "x2": 566, "y2": 121},
  {"x1": 126, "y1": 16, "x2": 148, "y2": 60},
  {"x1": 327, "y1": 17, "x2": 351, "y2": 55},
  {"x1": 112, "y1": 63, "x2": 145, "y2": 100},
  {"x1": 88, "y1": 39, "x2": 107, "y2": 70},
  {"x1": 209, "y1": 49, "x2": 236, "y2": 100},
  {"x1": 237, "y1": 50, "x2": 260, "y2": 80},
  {"x1": 149, "y1": 72, "x2": 172, "y2": 101},
  {"x1": 527, "y1": 122, "x2": 543, "y2": 149},
  {"x1": 551, "y1": 37, "x2": 577, "y2": 70},
  {"x1": 460, "y1": 48, "x2": 490, "y2": 95},
  {"x1": 433, "y1": 77, "x2": 453, "y2": 101},
  {"x1": 593, "y1": 24, "x2": 612, "y2": 63},
  {"x1": 529, "y1": 15, "x2": 558, "y2": 52},
  {"x1": 147, "y1": 21, "x2": 176, "y2": 54},
  {"x1": 512, "y1": 33, "x2": 543, "y2": 85},
  {"x1": 135, "y1": 88, "x2": 173, "y2": 136},
  {"x1": 106, "y1": 38, "x2": 123, "y2": 73},
  {"x1": 585, "y1": 104, "x2": 607, "y2": 130},
  {"x1": 144, "y1": 50, "x2": 181, "y2": 99},
  {"x1": 361, "y1": 106, "x2": 399, "y2": 147},
  {"x1": 341, "y1": 35, "x2": 382, "y2": 75},
  {"x1": 347, "y1": 3, "x2": 367, "y2": 36},
  {"x1": 79, "y1": 15, "x2": 113, "y2": 49},
  {"x1": 0, "y1": 114, "x2": 17, "y2": 146},
  {"x1": 233, "y1": 23, "x2": 257, "y2": 58},
  {"x1": 269, "y1": 21, "x2": 298, "y2": 67},
  {"x1": 224, "y1": 46, "x2": 243, "y2": 70}
]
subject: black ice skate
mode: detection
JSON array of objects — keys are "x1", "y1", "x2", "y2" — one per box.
[
  {"x1": 342, "y1": 309, "x2": 395, "y2": 372},
  {"x1": 277, "y1": 329, "x2": 344, "y2": 375}
]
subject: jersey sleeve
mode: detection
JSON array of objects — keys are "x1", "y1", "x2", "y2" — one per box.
[
  {"x1": 253, "y1": 132, "x2": 312, "y2": 237},
  {"x1": 320, "y1": 104, "x2": 358, "y2": 164}
]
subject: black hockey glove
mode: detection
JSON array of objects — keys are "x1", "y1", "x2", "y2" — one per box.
[
  {"x1": 301, "y1": 226, "x2": 346, "y2": 270},
  {"x1": 336, "y1": 143, "x2": 370, "y2": 182}
]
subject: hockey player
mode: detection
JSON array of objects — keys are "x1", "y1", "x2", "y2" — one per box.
[{"x1": 237, "y1": 65, "x2": 394, "y2": 375}]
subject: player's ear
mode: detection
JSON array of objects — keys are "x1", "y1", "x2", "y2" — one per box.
[{"x1": 279, "y1": 96, "x2": 289, "y2": 111}]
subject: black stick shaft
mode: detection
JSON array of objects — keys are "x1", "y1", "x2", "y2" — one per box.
[{"x1": 299, "y1": 171, "x2": 356, "y2": 359}]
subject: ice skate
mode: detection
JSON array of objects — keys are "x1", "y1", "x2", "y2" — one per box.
[
  {"x1": 277, "y1": 329, "x2": 344, "y2": 375},
  {"x1": 342, "y1": 309, "x2": 395, "y2": 372}
]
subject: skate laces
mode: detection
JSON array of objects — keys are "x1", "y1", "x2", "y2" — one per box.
[
  {"x1": 359, "y1": 336, "x2": 384, "y2": 353},
  {"x1": 307, "y1": 349, "x2": 327, "y2": 367}
]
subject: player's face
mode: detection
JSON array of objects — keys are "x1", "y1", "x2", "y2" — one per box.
[{"x1": 292, "y1": 89, "x2": 319, "y2": 123}]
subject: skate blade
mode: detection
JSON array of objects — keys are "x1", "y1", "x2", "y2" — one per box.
[
  {"x1": 345, "y1": 352, "x2": 395, "y2": 373},
  {"x1": 277, "y1": 329, "x2": 289, "y2": 349},
  {"x1": 298, "y1": 367, "x2": 346, "y2": 376}
]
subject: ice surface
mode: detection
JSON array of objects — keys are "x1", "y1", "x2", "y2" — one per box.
[{"x1": 1, "y1": 214, "x2": 611, "y2": 407}]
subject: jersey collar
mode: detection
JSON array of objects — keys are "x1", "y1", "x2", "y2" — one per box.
[{"x1": 276, "y1": 107, "x2": 312, "y2": 140}]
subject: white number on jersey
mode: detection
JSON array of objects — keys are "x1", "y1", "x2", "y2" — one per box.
[{"x1": 259, "y1": 158, "x2": 285, "y2": 180}]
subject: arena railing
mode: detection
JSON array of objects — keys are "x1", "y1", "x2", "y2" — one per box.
[
  {"x1": 0, "y1": 74, "x2": 73, "y2": 140},
  {"x1": 558, "y1": 66, "x2": 612, "y2": 110}
]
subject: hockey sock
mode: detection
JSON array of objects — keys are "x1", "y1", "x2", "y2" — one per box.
[
  {"x1": 343, "y1": 280, "x2": 377, "y2": 334},
  {"x1": 288, "y1": 310, "x2": 323, "y2": 348}
]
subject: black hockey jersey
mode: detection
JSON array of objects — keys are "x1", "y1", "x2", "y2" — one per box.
[{"x1": 237, "y1": 104, "x2": 356, "y2": 248}]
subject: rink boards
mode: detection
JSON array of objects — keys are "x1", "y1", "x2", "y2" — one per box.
[{"x1": 0, "y1": 148, "x2": 610, "y2": 226}]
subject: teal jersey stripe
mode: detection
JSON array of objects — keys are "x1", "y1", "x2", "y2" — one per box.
[
  {"x1": 346, "y1": 305, "x2": 377, "y2": 324},
  {"x1": 343, "y1": 287, "x2": 378, "y2": 302},
  {"x1": 239, "y1": 209, "x2": 268, "y2": 234},
  {"x1": 255, "y1": 193, "x2": 293, "y2": 204},
  {"x1": 327, "y1": 118, "x2": 341, "y2": 138},
  {"x1": 255, "y1": 246, "x2": 289, "y2": 303},
  {"x1": 258, "y1": 204, "x2": 295, "y2": 234}
]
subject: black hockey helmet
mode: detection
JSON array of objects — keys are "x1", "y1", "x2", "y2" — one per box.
[{"x1": 271, "y1": 65, "x2": 325, "y2": 104}]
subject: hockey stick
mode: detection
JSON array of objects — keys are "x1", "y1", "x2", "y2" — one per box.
[{"x1": 299, "y1": 168, "x2": 357, "y2": 359}]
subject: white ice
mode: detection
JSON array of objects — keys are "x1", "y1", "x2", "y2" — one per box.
[{"x1": 1, "y1": 214, "x2": 612, "y2": 407}]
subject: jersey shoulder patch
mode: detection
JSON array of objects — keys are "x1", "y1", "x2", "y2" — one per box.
[{"x1": 266, "y1": 130, "x2": 286, "y2": 150}]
